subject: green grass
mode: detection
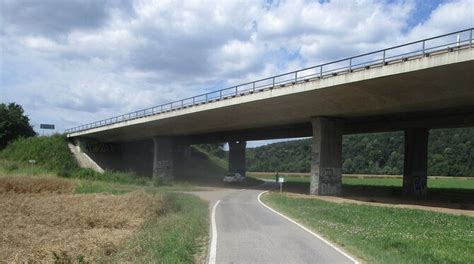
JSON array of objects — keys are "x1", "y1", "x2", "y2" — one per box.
[
  {"x1": 249, "y1": 172, "x2": 474, "y2": 190},
  {"x1": 1, "y1": 159, "x2": 209, "y2": 262},
  {"x1": 343, "y1": 177, "x2": 474, "y2": 190},
  {"x1": 111, "y1": 193, "x2": 209, "y2": 263},
  {"x1": 0, "y1": 135, "x2": 77, "y2": 174},
  {"x1": 1, "y1": 135, "x2": 211, "y2": 262},
  {"x1": 0, "y1": 159, "x2": 51, "y2": 176},
  {"x1": 193, "y1": 145, "x2": 228, "y2": 170},
  {"x1": 263, "y1": 193, "x2": 474, "y2": 264},
  {"x1": 0, "y1": 136, "x2": 151, "y2": 185},
  {"x1": 174, "y1": 147, "x2": 264, "y2": 188}
]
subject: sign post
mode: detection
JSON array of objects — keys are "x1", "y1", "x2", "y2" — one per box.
[
  {"x1": 40, "y1": 124, "x2": 55, "y2": 135},
  {"x1": 278, "y1": 176, "x2": 284, "y2": 193}
]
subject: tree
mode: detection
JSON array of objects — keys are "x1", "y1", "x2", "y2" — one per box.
[
  {"x1": 246, "y1": 128, "x2": 474, "y2": 176},
  {"x1": 0, "y1": 102, "x2": 36, "y2": 149}
]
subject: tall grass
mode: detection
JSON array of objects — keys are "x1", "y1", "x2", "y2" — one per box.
[
  {"x1": 192, "y1": 145, "x2": 228, "y2": 170},
  {"x1": 0, "y1": 135, "x2": 148, "y2": 185},
  {"x1": 0, "y1": 135, "x2": 77, "y2": 174},
  {"x1": 1, "y1": 136, "x2": 210, "y2": 263},
  {"x1": 111, "y1": 193, "x2": 209, "y2": 263}
]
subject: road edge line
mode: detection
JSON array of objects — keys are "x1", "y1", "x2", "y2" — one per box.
[
  {"x1": 257, "y1": 191, "x2": 360, "y2": 264},
  {"x1": 208, "y1": 200, "x2": 220, "y2": 264}
]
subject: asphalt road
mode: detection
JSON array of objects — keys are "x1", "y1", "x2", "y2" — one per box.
[{"x1": 197, "y1": 183, "x2": 356, "y2": 264}]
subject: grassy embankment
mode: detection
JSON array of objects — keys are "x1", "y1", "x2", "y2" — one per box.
[
  {"x1": 0, "y1": 135, "x2": 209, "y2": 263},
  {"x1": 249, "y1": 172, "x2": 474, "y2": 189},
  {"x1": 262, "y1": 193, "x2": 474, "y2": 264},
  {"x1": 180, "y1": 145, "x2": 264, "y2": 187}
]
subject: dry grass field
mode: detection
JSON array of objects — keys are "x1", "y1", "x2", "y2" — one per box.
[{"x1": 0, "y1": 176, "x2": 164, "y2": 263}]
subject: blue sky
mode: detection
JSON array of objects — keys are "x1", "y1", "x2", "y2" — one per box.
[{"x1": 0, "y1": 0, "x2": 473, "y2": 147}]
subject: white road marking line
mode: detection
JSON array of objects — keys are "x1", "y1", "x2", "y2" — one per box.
[
  {"x1": 257, "y1": 191, "x2": 360, "y2": 264},
  {"x1": 208, "y1": 199, "x2": 220, "y2": 264}
]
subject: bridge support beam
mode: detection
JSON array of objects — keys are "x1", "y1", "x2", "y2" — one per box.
[
  {"x1": 228, "y1": 141, "x2": 246, "y2": 177},
  {"x1": 403, "y1": 128, "x2": 429, "y2": 196},
  {"x1": 310, "y1": 117, "x2": 343, "y2": 195},
  {"x1": 153, "y1": 137, "x2": 175, "y2": 181}
]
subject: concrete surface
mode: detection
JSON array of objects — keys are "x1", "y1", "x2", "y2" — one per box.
[
  {"x1": 68, "y1": 47, "x2": 474, "y2": 142},
  {"x1": 228, "y1": 141, "x2": 247, "y2": 177},
  {"x1": 67, "y1": 142, "x2": 104, "y2": 173},
  {"x1": 403, "y1": 128, "x2": 429, "y2": 196},
  {"x1": 152, "y1": 137, "x2": 174, "y2": 179},
  {"x1": 310, "y1": 117, "x2": 343, "y2": 195},
  {"x1": 193, "y1": 183, "x2": 356, "y2": 264}
]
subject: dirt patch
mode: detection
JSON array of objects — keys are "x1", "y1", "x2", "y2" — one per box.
[
  {"x1": 0, "y1": 177, "x2": 164, "y2": 263},
  {"x1": 284, "y1": 192, "x2": 474, "y2": 217}
]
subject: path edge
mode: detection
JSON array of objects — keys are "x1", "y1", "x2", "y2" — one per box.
[
  {"x1": 257, "y1": 191, "x2": 360, "y2": 264},
  {"x1": 208, "y1": 200, "x2": 220, "y2": 264}
]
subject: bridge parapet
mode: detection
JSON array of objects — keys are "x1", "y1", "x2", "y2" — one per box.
[{"x1": 66, "y1": 28, "x2": 474, "y2": 136}]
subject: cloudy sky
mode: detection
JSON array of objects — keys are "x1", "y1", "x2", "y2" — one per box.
[{"x1": 0, "y1": 0, "x2": 473, "y2": 146}]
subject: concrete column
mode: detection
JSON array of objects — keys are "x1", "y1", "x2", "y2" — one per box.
[
  {"x1": 228, "y1": 141, "x2": 247, "y2": 177},
  {"x1": 403, "y1": 128, "x2": 429, "y2": 196},
  {"x1": 153, "y1": 137, "x2": 174, "y2": 180},
  {"x1": 310, "y1": 117, "x2": 343, "y2": 195}
]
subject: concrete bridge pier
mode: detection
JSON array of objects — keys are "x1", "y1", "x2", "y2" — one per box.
[
  {"x1": 310, "y1": 117, "x2": 343, "y2": 196},
  {"x1": 228, "y1": 140, "x2": 247, "y2": 177},
  {"x1": 403, "y1": 128, "x2": 429, "y2": 196},
  {"x1": 153, "y1": 137, "x2": 175, "y2": 181}
]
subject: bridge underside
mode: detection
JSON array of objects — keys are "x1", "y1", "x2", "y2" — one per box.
[
  {"x1": 73, "y1": 107, "x2": 474, "y2": 196},
  {"x1": 177, "y1": 107, "x2": 474, "y2": 144},
  {"x1": 69, "y1": 48, "x2": 474, "y2": 196},
  {"x1": 69, "y1": 50, "x2": 473, "y2": 143}
]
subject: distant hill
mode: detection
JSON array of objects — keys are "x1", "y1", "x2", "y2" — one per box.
[{"x1": 246, "y1": 128, "x2": 474, "y2": 176}]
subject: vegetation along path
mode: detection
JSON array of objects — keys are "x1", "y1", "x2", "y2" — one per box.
[
  {"x1": 262, "y1": 192, "x2": 474, "y2": 264},
  {"x1": 193, "y1": 182, "x2": 357, "y2": 264}
]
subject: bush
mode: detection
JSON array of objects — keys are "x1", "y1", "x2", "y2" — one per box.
[
  {"x1": 4, "y1": 163, "x2": 19, "y2": 172},
  {"x1": 0, "y1": 135, "x2": 77, "y2": 174},
  {"x1": 0, "y1": 135, "x2": 148, "y2": 185}
]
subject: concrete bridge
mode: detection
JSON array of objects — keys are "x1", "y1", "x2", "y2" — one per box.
[{"x1": 67, "y1": 29, "x2": 474, "y2": 196}]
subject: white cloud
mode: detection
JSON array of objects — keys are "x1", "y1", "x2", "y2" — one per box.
[
  {"x1": 0, "y1": 0, "x2": 472, "y2": 134},
  {"x1": 407, "y1": 0, "x2": 473, "y2": 39}
]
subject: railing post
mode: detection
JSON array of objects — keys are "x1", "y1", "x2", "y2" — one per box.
[
  {"x1": 470, "y1": 29, "x2": 473, "y2": 47},
  {"x1": 67, "y1": 29, "x2": 474, "y2": 133}
]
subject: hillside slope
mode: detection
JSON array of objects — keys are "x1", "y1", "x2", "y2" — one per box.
[{"x1": 246, "y1": 128, "x2": 474, "y2": 176}]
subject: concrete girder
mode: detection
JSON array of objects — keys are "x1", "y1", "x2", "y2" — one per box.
[
  {"x1": 403, "y1": 128, "x2": 429, "y2": 196},
  {"x1": 310, "y1": 117, "x2": 343, "y2": 195},
  {"x1": 153, "y1": 137, "x2": 175, "y2": 180},
  {"x1": 228, "y1": 141, "x2": 247, "y2": 177}
]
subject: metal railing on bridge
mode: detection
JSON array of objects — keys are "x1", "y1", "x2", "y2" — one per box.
[{"x1": 65, "y1": 28, "x2": 474, "y2": 134}]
